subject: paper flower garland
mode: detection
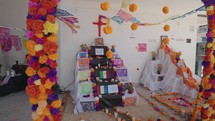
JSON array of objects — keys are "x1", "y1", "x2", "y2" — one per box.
[
  {"x1": 163, "y1": 24, "x2": 170, "y2": 32},
  {"x1": 101, "y1": 2, "x2": 110, "y2": 11},
  {"x1": 26, "y1": 0, "x2": 62, "y2": 121},
  {"x1": 129, "y1": 3, "x2": 137, "y2": 12},
  {"x1": 162, "y1": 6, "x2": 169, "y2": 14},
  {"x1": 131, "y1": 23, "x2": 138, "y2": 31},
  {"x1": 190, "y1": 1, "x2": 215, "y2": 121}
]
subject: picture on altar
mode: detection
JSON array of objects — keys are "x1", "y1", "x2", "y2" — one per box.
[
  {"x1": 116, "y1": 68, "x2": 128, "y2": 77},
  {"x1": 95, "y1": 37, "x2": 104, "y2": 46}
]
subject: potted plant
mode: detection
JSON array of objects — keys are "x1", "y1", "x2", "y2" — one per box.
[{"x1": 127, "y1": 82, "x2": 134, "y2": 94}]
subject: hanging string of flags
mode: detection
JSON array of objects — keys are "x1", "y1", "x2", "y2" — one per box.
[
  {"x1": 0, "y1": 27, "x2": 25, "y2": 52},
  {"x1": 56, "y1": 8, "x2": 80, "y2": 33}
]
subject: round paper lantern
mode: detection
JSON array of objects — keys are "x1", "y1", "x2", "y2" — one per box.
[
  {"x1": 163, "y1": 24, "x2": 170, "y2": 32},
  {"x1": 103, "y1": 25, "x2": 113, "y2": 34},
  {"x1": 101, "y1": 2, "x2": 110, "y2": 11},
  {"x1": 131, "y1": 23, "x2": 138, "y2": 31},
  {"x1": 129, "y1": 3, "x2": 137, "y2": 12},
  {"x1": 162, "y1": 6, "x2": 169, "y2": 14}
]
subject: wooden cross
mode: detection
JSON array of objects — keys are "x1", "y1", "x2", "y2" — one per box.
[{"x1": 93, "y1": 15, "x2": 107, "y2": 37}]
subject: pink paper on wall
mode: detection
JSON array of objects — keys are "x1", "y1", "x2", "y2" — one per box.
[
  {"x1": 10, "y1": 35, "x2": 20, "y2": 51},
  {"x1": 0, "y1": 27, "x2": 10, "y2": 52},
  {"x1": 117, "y1": 9, "x2": 133, "y2": 22},
  {"x1": 138, "y1": 43, "x2": 147, "y2": 52}
]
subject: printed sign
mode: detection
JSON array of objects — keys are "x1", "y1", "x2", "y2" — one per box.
[
  {"x1": 95, "y1": 48, "x2": 104, "y2": 55},
  {"x1": 79, "y1": 52, "x2": 88, "y2": 58}
]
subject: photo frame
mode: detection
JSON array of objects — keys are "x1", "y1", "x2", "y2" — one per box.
[
  {"x1": 116, "y1": 68, "x2": 128, "y2": 77},
  {"x1": 113, "y1": 59, "x2": 124, "y2": 67},
  {"x1": 95, "y1": 38, "x2": 104, "y2": 46},
  {"x1": 78, "y1": 58, "x2": 89, "y2": 68}
]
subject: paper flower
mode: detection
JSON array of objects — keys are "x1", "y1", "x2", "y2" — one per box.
[
  {"x1": 131, "y1": 23, "x2": 138, "y2": 30},
  {"x1": 129, "y1": 3, "x2": 137, "y2": 12},
  {"x1": 48, "y1": 53, "x2": 58, "y2": 61},
  {"x1": 103, "y1": 25, "x2": 112, "y2": 34},
  {"x1": 34, "y1": 44, "x2": 43, "y2": 51},
  {"x1": 51, "y1": 100, "x2": 62, "y2": 108},
  {"x1": 106, "y1": 50, "x2": 113, "y2": 59},
  {"x1": 162, "y1": 6, "x2": 169, "y2": 14},
  {"x1": 47, "y1": 34, "x2": 57, "y2": 42},
  {"x1": 38, "y1": 7, "x2": 47, "y2": 16},
  {"x1": 26, "y1": 85, "x2": 41, "y2": 98},
  {"x1": 26, "y1": 67, "x2": 37, "y2": 76},
  {"x1": 29, "y1": 97, "x2": 39, "y2": 105},
  {"x1": 46, "y1": 14, "x2": 56, "y2": 23},
  {"x1": 43, "y1": 21, "x2": 58, "y2": 35},
  {"x1": 163, "y1": 24, "x2": 170, "y2": 32},
  {"x1": 27, "y1": 40, "x2": 36, "y2": 56},
  {"x1": 32, "y1": 112, "x2": 39, "y2": 120},
  {"x1": 101, "y1": 2, "x2": 110, "y2": 11},
  {"x1": 43, "y1": 41, "x2": 58, "y2": 55},
  {"x1": 162, "y1": 37, "x2": 170, "y2": 45}
]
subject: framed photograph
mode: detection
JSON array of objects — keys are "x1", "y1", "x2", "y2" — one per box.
[
  {"x1": 79, "y1": 52, "x2": 88, "y2": 58},
  {"x1": 113, "y1": 59, "x2": 124, "y2": 67},
  {"x1": 78, "y1": 58, "x2": 89, "y2": 68},
  {"x1": 116, "y1": 68, "x2": 128, "y2": 77},
  {"x1": 95, "y1": 38, "x2": 104, "y2": 46}
]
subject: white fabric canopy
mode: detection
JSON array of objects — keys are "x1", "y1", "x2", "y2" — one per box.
[{"x1": 140, "y1": 49, "x2": 201, "y2": 98}]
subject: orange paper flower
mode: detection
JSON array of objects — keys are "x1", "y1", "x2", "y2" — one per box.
[
  {"x1": 131, "y1": 23, "x2": 138, "y2": 30},
  {"x1": 26, "y1": 85, "x2": 41, "y2": 98},
  {"x1": 162, "y1": 6, "x2": 169, "y2": 14},
  {"x1": 103, "y1": 25, "x2": 112, "y2": 34},
  {"x1": 163, "y1": 24, "x2": 170, "y2": 32},
  {"x1": 129, "y1": 3, "x2": 137, "y2": 12},
  {"x1": 43, "y1": 41, "x2": 58, "y2": 55},
  {"x1": 47, "y1": 14, "x2": 56, "y2": 23},
  {"x1": 51, "y1": 100, "x2": 62, "y2": 108},
  {"x1": 37, "y1": 7, "x2": 47, "y2": 16},
  {"x1": 101, "y1": 2, "x2": 110, "y2": 11},
  {"x1": 26, "y1": 67, "x2": 37, "y2": 76}
]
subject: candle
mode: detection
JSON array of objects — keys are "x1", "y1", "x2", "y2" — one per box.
[{"x1": 114, "y1": 112, "x2": 118, "y2": 118}]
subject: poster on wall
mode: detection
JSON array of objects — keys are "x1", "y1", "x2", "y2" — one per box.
[
  {"x1": 0, "y1": 27, "x2": 10, "y2": 52},
  {"x1": 137, "y1": 43, "x2": 147, "y2": 52}
]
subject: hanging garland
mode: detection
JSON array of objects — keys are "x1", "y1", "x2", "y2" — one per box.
[{"x1": 25, "y1": 0, "x2": 62, "y2": 121}]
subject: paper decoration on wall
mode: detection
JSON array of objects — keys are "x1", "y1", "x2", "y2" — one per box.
[
  {"x1": 10, "y1": 35, "x2": 20, "y2": 51},
  {"x1": 138, "y1": 43, "x2": 147, "y2": 52},
  {"x1": 80, "y1": 101, "x2": 95, "y2": 112},
  {"x1": 117, "y1": 9, "x2": 133, "y2": 22},
  {"x1": 103, "y1": 18, "x2": 113, "y2": 35},
  {"x1": 56, "y1": 8, "x2": 80, "y2": 33},
  {"x1": 93, "y1": 15, "x2": 107, "y2": 37},
  {"x1": 0, "y1": 27, "x2": 10, "y2": 52}
]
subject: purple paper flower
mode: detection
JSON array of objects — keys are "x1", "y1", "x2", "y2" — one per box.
[
  {"x1": 49, "y1": 76, "x2": 58, "y2": 82},
  {"x1": 26, "y1": 31, "x2": 34, "y2": 38},
  {"x1": 50, "y1": 108, "x2": 60, "y2": 115},
  {"x1": 201, "y1": 0, "x2": 215, "y2": 7},
  {"x1": 46, "y1": 69, "x2": 57, "y2": 77},
  {"x1": 27, "y1": 14, "x2": 32, "y2": 19},
  {"x1": 32, "y1": 74, "x2": 40, "y2": 81},
  {"x1": 31, "y1": 14, "x2": 39, "y2": 19},
  {"x1": 35, "y1": 38, "x2": 45, "y2": 44},
  {"x1": 31, "y1": 104, "x2": 38, "y2": 111},
  {"x1": 39, "y1": 16, "x2": 47, "y2": 21},
  {"x1": 32, "y1": 56, "x2": 39, "y2": 62},
  {"x1": 207, "y1": 37, "x2": 213, "y2": 42},
  {"x1": 202, "y1": 61, "x2": 210, "y2": 67},
  {"x1": 27, "y1": 78, "x2": 34, "y2": 85},
  {"x1": 48, "y1": 93, "x2": 58, "y2": 101},
  {"x1": 48, "y1": 8, "x2": 56, "y2": 14},
  {"x1": 43, "y1": 116, "x2": 50, "y2": 121}
]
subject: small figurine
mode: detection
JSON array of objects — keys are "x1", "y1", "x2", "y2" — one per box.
[
  {"x1": 157, "y1": 64, "x2": 163, "y2": 74},
  {"x1": 80, "y1": 44, "x2": 88, "y2": 52},
  {"x1": 111, "y1": 45, "x2": 116, "y2": 53},
  {"x1": 151, "y1": 51, "x2": 157, "y2": 61}
]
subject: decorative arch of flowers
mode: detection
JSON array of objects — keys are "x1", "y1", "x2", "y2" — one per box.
[{"x1": 25, "y1": 0, "x2": 62, "y2": 121}]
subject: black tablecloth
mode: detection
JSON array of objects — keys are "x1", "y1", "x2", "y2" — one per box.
[{"x1": 0, "y1": 75, "x2": 28, "y2": 96}]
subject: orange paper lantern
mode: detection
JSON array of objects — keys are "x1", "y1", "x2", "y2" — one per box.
[
  {"x1": 162, "y1": 6, "x2": 169, "y2": 14},
  {"x1": 129, "y1": 3, "x2": 137, "y2": 12},
  {"x1": 101, "y1": 2, "x2": 110, "y2": 11}
]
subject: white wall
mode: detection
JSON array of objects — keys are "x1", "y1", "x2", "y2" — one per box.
[
  {"x1": 58, "y1": 0, "x2": 201, "y2": 88},
  {"x1": 0, "y1": 0, "x2": 28, "y2": 75}
]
